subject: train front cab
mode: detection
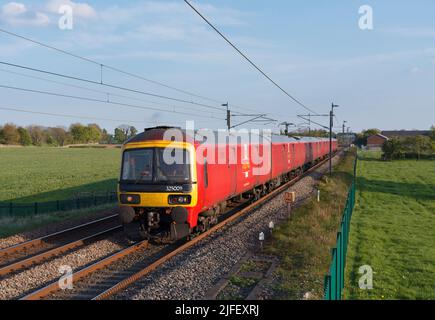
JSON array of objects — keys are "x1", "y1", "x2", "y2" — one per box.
[{"x1": 117, "y1": 140, "x2": 198, "y2": 241}]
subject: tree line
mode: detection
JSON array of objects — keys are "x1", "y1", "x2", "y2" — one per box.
[
  {"x1": 284, "y1": 129, "x2": 331, "y2": 138},
  {"x1": 0, "y1": 123, "x2": 139, "y2": 146},
  {"x1": 382, "y1": 133, "x2": 435, "y2": 160},
  {"x1": 353, "y1": 127, "x2": 435, "y2": 160}
]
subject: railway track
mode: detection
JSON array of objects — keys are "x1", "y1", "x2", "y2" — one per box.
[
  {"x1": 21, "y1": 153, "x2": 337, "y2": 300},
  {"x1": 0, "y1": 214, "x2": 122, "y2": 278}
]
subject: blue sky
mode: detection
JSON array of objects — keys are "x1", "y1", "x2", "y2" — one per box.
[{"x1": 0, "y1": 0, "x2": 434, "y2": 133}]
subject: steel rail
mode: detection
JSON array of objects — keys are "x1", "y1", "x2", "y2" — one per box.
[
  {"x1": 0, "y1": 214, "x2": 118, "y2": 259},
  {"x1": 0, "y1": 225, "x2": 121, "y2": 277},
  {"x1": 21, "y1": 240, "x2": 149, "y2": 300}
]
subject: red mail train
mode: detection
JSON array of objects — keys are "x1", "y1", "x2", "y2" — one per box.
[{"x1": 117, "y1": 126, "x2": 337, "y2": 241}]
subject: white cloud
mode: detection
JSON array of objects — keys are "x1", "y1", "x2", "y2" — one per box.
[
  {"x1": 382, "y1": 27, "x2": 435, "y2": 38},
  {"x1": 47, "y1": 1, "x2": 264, "y2": 64},
  {"x1": 2, "y1": 2, "x2": 26, "y2": 15},
  {"x1": 0, "y1": 40, "x2": 34, "y2": 56},
  {"x1": 277, "y1": 47, "x2": 435, "y2": 74},
  {"x1": 0, "y1": 2, "x2": 50, "y2": 26},
  {"x1": 90, "y1": 49, "x2": 232, "y2": 64},
  {"x1": 135, "y1": 24, "x2": 187, "y2": 41},
  {"x1": 97, "y1": 1, "x2": 249, "y2": 29},
  {"x1": 46, "y1": 0, "x2": 96, "y2": 19}
]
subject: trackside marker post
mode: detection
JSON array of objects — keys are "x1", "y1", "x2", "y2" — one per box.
[
  {"x1": 259, "y1": 232, "x2": 265, "y2": 251},
  {"x1": 269, "y1": 221, "x2": 274, "y2": 235},
  {"x1": 284, "y1": 191, "x2": 296, "y2": 217},
  {"x1": 317, "y1": 189, "x2": 320, "y2": 202}
]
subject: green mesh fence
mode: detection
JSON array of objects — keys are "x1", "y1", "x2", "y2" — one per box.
[
  {"x1": 0, "y1": 192, "x2": 117, "y2": 217},
  {"x1": 324, "y1": 156, "x2": 357, "y2": 300}
]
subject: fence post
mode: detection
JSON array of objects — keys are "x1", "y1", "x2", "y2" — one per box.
[
  {"x1": 323, "y1": 152, "x2": 358, "y2": 301},
  {"x1": 331, "y1": 248, "x2": 337, "y2": 300},
  {"x1": 341, "y1": 226, "x2": 345, "y2": 291},
  {"x1": 324, "y1": 275, "x2": 331, "y2": 300},
  {"x1": 34, "y1": 202, "x2": 38, "y2": 215},
  {"x1": 337, "y1": 233, "x2": 342, "y2": 299}
]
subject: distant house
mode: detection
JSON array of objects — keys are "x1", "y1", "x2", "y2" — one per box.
[
  {"x1": 381, "y1": 130, "x2": 431, "y2": 138},
  {"x1": 367, "y1": 133, "x2": 389, "y2": 150}
]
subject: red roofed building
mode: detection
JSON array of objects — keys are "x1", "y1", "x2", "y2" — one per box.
[{"x1": 367, "y1": 133, "x2": 389, "y2": 150}]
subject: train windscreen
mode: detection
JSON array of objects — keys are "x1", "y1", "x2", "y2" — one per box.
[{"x1": 121, "y1": 148, "x2": 190, "y2": 184}]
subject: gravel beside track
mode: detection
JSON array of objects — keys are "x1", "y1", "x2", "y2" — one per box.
[
  {"x1": 114, "y1": 154, "x2": 343, "y2": 300},
  {"x1": 0, "y1": 207, "x2": 117, "y2": 250},
  {"x1": 44, "y1": 243, "x2": 165, "y2": 300},
  {"x1": 0, "y1": 233, "x2": 127, "y2": 300}
]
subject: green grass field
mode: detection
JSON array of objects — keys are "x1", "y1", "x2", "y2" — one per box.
[
  {"x1": 345, "y1": 151, "x2": 435, "y2": 299},
  {"x1": 0, "y1": 147, "x2": 121, "y2": 203}
]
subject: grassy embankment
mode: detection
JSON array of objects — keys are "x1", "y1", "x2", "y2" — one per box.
[
  {"x1": 0, "y1": 147, "x2": 121, "y2": 237},
  {"x1": 345, "y1": 151, "x2": 435, "y2": 299},
  {"x1": 266, "y1": 149, "x2": 356, "y2": 299}
]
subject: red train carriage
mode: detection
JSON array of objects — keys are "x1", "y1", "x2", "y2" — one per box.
[{"x1": 118, "y1": 127, "x2": 337, "y2": 241}]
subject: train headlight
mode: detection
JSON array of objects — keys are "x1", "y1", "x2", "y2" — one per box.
[
  {"x1": 120, "y1": 194, "x2": 140, "y2": 204},
  {"x1": 168, "y1": 195, "x2": 191, "y2": 205}
]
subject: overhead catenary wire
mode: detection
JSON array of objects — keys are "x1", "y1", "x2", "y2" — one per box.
[
  {"x1": 0, "y1": 28, "x2": 289, "y2": 120},
  {"x1": 183, "y1": 0, "x2": 319, "y2": 116},
  {"x1": 0, "y1": 61, "x2": 229, "y2": 113},
  {"x1": 0, "y1": 68, "x2": 223, "y2": 117},
  {"x1": 0, "y1": 84, "x2": 226, "y2": 120},
  {"x1": 297, "y1": 115, "x2": 329, "y2": 130},
  {"x1": 0, "y1": 27, "x2": 226, "y2": 106},
  {"x1": 0, "y1": 28, "x2": 264, "y2": 116},
  {"x1": 0, "y1": 106, "x2": 156, "y2": 124},
  {"x1": 0, "y1": 27, "x2": 297, "y2": 124}
]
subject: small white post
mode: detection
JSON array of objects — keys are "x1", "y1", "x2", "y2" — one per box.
[
  {"x1": 269, "y1": 221, "x2": 275, "y2": 235},
  {"x1": 259, "y1": 232, "x2": 265, "y2": 251},
  {"x1": 317, "y1": 189, "x2": 320, "y2": 202}
]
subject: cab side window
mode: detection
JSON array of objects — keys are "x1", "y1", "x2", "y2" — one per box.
[{"x1": 204, "y1": 158, "x2": 208, "y2": 188}]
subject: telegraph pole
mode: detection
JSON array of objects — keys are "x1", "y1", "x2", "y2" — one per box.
[
  {"x1": 280, "y1": 122, "x2": 294, "y2": 136},
  {"x1": 308, "y1": 113, "x2": 311, "y2": 134},
  {"x1": 330, "y1": 103, "x2": 339, "y2": 175},
  {"x1": 342, "y1": 120, "x2": 347, "y2": 134},
  {"x1": 222, "y1": 103, "x2": 230, "y2": 130}
]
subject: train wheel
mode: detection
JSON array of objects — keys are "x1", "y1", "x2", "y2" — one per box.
[{"x1": 253, "y1": 189, "x2": 261, "y2": 201}]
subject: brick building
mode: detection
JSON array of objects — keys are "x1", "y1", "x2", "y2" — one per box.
[{"x1": 367, "y1": 133, "x2": 389, "y2": 150}]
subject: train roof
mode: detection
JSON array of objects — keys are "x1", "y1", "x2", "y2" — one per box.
[{"x1": 125, "y1": 126, "x2": 335, "y2": 145}]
